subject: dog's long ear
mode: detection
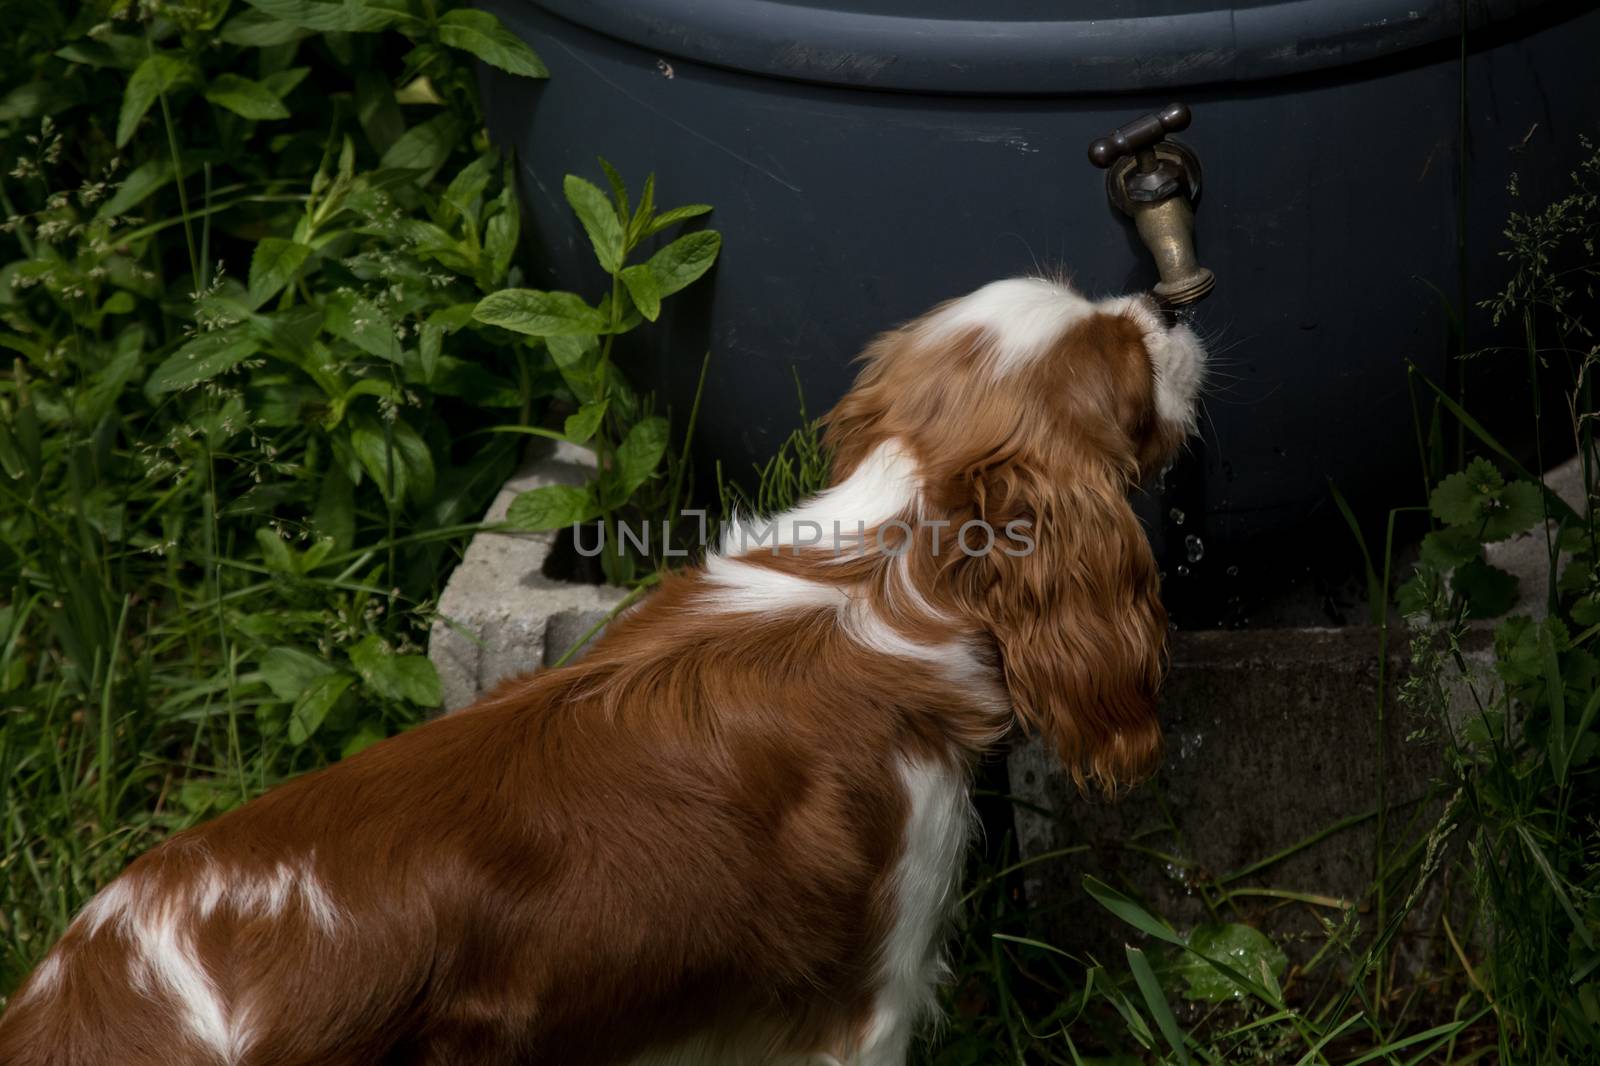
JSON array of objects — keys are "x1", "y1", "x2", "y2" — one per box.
[{"x1": 945, "y1": 458, "x2": 1167, "y2": 794}]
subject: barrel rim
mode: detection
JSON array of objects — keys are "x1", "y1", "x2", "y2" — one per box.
[{"x1": 513, "y1": 0, "x2": 1559, "y2": 94}]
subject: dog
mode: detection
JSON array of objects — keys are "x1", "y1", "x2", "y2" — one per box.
[{"x1": 0, "y1": 277, "x2": 1204, "y2": 1065}]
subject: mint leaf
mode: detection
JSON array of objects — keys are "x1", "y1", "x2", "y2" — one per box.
[
  {"x1": 437, "y1": 9, "x2": 547, "y2": 79},
  {"x1": 564, "y1": 175, "x2": 625, "y2": 274},
  {"x1": 506, "y1": 484, "x2": 599, "y2": 530}
]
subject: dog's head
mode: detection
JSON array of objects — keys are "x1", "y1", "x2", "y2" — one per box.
[{"x1": 824, "y1": 278, "x2": 1205, "y2": 792}]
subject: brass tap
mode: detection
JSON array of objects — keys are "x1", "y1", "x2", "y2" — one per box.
[{"x1": 1089, "y1": 103, "x2": 1215, "y2": 308}]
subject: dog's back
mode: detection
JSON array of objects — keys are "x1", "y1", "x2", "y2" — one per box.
[{"x1": 0, "y1": 602, "x2": 936, "y2": 1065}]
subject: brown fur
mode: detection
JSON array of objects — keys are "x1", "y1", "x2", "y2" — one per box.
[{"x1": 0, "y1": 290, "x2": 1187, "y2": 1065}]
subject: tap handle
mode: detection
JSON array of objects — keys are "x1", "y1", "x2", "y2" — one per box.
[{"x1": 1087, "y1": 103, "x2": 1192, "y2": 168}]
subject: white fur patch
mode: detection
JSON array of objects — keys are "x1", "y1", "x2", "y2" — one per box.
[
  {"x1": 15, "y1": 950, "x2": 65, "y2": 1005},
  {"x1": 702, "y1": 440, "x2": 1004, "y2": 702},
  {"x1": 704, "y1": 439, "x2": 916, "y2": 618},
  {"x1": 65, "y1": 856, "x2": 341, "y2": 1063},
  {"x1": 1105, "y1": 294, "x2": 1206, "y2": 434},
  {"x1": 196, "y1": 858, "x2": 343, "y2": 933},
  {"x1": 718, "y1": 439, "x2": 921, "y2": 558},
  {"x1": 135, "y1": 893, "x2": 245, "y2": 1062},
  {"x1": 923, "y1": 277, "x2": 1096, "y2": 373},
  {"x1": 77, "y1": 876, "x2": 136, "y2": 937},
  {"x1": 857, "y1": 758, "x2": 972, "y2": 1064},
  {"x1": 1148, "y1": 322, "x2": 1205, "y2": 433},
  {"x1": 700, "y1": 558, "x2": 848, "y2": 615}
]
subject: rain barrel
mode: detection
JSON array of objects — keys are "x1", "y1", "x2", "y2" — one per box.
[{"x1": 478, "y1": 0, "x2": 1599, "y2": 623}]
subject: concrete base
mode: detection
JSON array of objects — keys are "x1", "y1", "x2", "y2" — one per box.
[
  {"x1": 1007, "y1": 627, "x2": 1459, "y2": 967},
  {"x1": 427, "y1": 441, "x2": 627, "y2": 711},
  {"x1": 1007, "y1": 452, "x2": 1589, "y2": 964}
]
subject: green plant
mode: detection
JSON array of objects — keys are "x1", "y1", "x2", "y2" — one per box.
[
  {"x1": 0, "y1": 0, "x2": 721, "y2": 997},
  {"x1": 472, "y1": 161, "x2": 721, "y2": 584},
  {"x1": 1388, "y1": 141, "x2": 1600, "y2": 1063},
  {"x1": 717, "y1": 372, "x2": 832, "y2": 520}
]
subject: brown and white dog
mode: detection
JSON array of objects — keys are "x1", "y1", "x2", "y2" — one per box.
[{"x1": 0, "y1": 277, "x2": 1204, "y2": 1065}]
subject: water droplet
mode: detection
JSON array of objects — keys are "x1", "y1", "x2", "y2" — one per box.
[
  {"x1": 1185, "y1": 534, "x2": 1205, "y2": 563},
  {"x1": 1176, "y1": 564, "x2": 1190, "y2": 577},
  {"x1": 1168, "y1": 507, "x2": 1185, "y2": 525},
  {"x1": 1226, "y1": 564, "x2": 1239, "y2": 577}
]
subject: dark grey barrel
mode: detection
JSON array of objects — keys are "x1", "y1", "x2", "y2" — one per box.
[{"x1": 480, "y1": 0, "x2": 1598, "y2": 621}]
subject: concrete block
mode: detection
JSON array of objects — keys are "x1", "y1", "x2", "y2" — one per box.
[
  {"x1": 428, "y1": 440, "x2": 627, "y2": 711},
  {"x1": 1486, "y1": 452, "x2": 1590, "y2": 618}
]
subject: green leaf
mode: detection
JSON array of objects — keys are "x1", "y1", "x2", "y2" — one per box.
[
  {"x1": 259, "y1": 646, "x2": 338, "y2": 701},
  {"x1": 354, "y1": 68, "x2": 405, "y2": 155},
  {"x1": 118, "y1": 53, "x2": 192, "y2": 148},
  {"x1": 615, "y1": 416, "x2": 669, "y2": 498},
  {"x1": 1126, "y1": 946, "x2": 1189, "y2": 1064},
  {"x1": 416, "y1": 322, "x2": 443, "y2": 383},
  {"x1": 1456, "y1": 558, "x2": 1519, "y2": 619},
  {"x1": 564, "y1": 175, "x2": 625, "y2": 275},
  {"x1": 300, "y1": 537, "x2": 335, "y2": 572},
  {"x1": 1173, "y1": 924, "x2": 1287, "y2": 1003},
  {"x1": 473, "y1": 289, "x2": 610, "y2": 337},
  {"x1": 599, "y1": 157, "x2": 630, "y2": 220},
  {"x1": 341, "y1": 720, "x2": 387, "y2": 758},
  {"x1": 247, "y1": 238, "x2": 311, "y2": 309},
  {"x1": 1484, "y1": 479, "x2": 1544, "y2": 541},
  {"x1": 544, "y1": 333, "x2": 597, "y2": 369},
  {"x1": 1516, "y1": 823, "x2": 1595, "y2": 950},
  {"x1": 506, "y1": 484, "x2": 600, "y2": 530},
  {"x1": 428, "y1": 302, "x2": 479, "y2": 331},
  {"x1": 620, "y1": 263, "x2": 661, "y2": 321},
  {"x1": 442, "y1": 152, "x2": 496, "y2": 228},
  {"x1": 1430, "y1": 458, "x2": 1503, "y2": 526},
  {"x1": 1082, "y1": 876, "x2": 1185, "y2": 947},
  {"x1": 437, "y1": 9, "x2": 548, "y2": 78},
  {"x1": 348, "y1": 414, "x2": 435, "y2": 506},
  {"x1": 379, "y1": 112, "x2": 464, "y2": 181},
  {"x1": 313, "y1": 463, "x2": 356, "y2": 552},
  {"x1": 242, "y1": 0, "x2": 397, "y2": 32},
  {"x1": 628, "y1": 173, "x2": 657, "y2": 243},
  {"x1": 204, "y1": 73, "x2": 291, "y2": 120},
  {"x1": 145, "y1": 328, "x2": 261, "y2": 396},
  {"x1": 55, "y1": 35, "x2": 146, "y2": 70},
  {"x1": 325, "y1": 291, "x2": 403, "y2": 362},
  {"x1": 1494, "y1": 615, "x2": 1549, "y2": 688},
  {"x1": 1418, "y1": 526, "x2": 1482, "y2": 569},
  {"x1": 563, "y1": 401, "x2": 607, "y2": 444},
  {"x1": 394, "y1": 218, "x2": 475, "y2": 274},
  {"x1": 642, "y1": 203, "x2": 713, "y2": 239},
  {"x1": 483, "y1": 184, "x2": 520, "y2": 283},
  {"x1": 219, "y1": 9, "x2": 316, "y2": 46},
  {"x1": 349, "y1": 634, "x2": 441, "y2": 706},
  {"x1": 0, "y1": 79, "x2": 87, "y2": 122},
  {"x1": 96, "y1": 159, "x2": 178, "y2": 220},
  {"x1": 290, "y1": 673, "x2": 355, "y2": 743},
  {"x1": 177, "y1": 778, "x2": 240, "y2": 816},
  {"x1": 254, "y1": 528, "x2": 296, "y2": 572},
  {"x1": 646, "y1": 230, "x2": 721, "y2": 297}
]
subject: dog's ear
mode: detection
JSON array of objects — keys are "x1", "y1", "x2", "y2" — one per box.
[{"x1": 944, "y1": 459, "x2": 1167, "y2": 794}]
